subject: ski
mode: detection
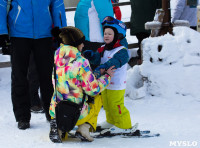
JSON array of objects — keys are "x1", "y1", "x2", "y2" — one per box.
[
  {"x1": 99, "y1": 123, "x2": 139, "y2": 135},
  {"x1": 140, "y1": 130, "x2": 150, "y2": 134},
  {"x1": 93, "y1": 130, "x2": 160, "y2": 138},
  {"x1": 121, "y1": 133, "x2": 160, "y2": 138},
  {"x1": 69, "y1": 123, "x2": 159, "y2": 139},
  {"x1": 122, "y1": 130, "x2": 160, "y2": 138},
  {"x1": 68, "y1": 130, "x2": 159, "y2": 139}
]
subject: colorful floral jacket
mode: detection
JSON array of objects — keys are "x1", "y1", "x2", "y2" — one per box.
[{"x1": 49, "y1": 44, "x2": 111, "y2": 119}]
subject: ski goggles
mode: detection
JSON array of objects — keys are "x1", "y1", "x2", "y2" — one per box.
[
  {"x1": 101, "y1": 16, "x2": 126, "y2": 30},
  {"x1": 102, "y1": 16, "x2": 118, "y2": 25}
]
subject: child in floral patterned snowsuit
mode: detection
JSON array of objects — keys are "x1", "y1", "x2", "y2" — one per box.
[{"x1": 49, "y1": 26, "x2": 114, "y2": 143}]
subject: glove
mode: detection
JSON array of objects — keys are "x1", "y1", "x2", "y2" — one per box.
[
  {"x1": 51, "y1": 27, "x2": 62, "y2": 50},
  {"x1": 95, "y1": 64, "x2": 107, "y2": 71},
  {"x1": 83, "y1": 50, "x2": 94, "y2": 60},
  {"x1": 93, "y1": 68, "x2": 101, "y2": 79},
  {"x1": 0, "y1": 35, "x2": 11, "y2": 55},
  {"x1": 86, "y1": 95, "x2": 94, "y2": 104},
  {"x1": 0, "y1": 35, "x2": 9, "y2": 47},
  {"x1": 93, "y1": 64, "x2": 107, "y2": 79}
]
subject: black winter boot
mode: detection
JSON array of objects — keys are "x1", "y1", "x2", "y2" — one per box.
[
  {"x1": 30, "y1": 106, "x2": 44, "y2": 113},
  {"x1": 45, "y1": 112, "x2": 51, "y2": 122},
  {"x1": 49, "y1": 119, "x2": 62, "y2": 143},
  {"x1": 18, "y1": 121, "x2": 30, "y2": 130}
]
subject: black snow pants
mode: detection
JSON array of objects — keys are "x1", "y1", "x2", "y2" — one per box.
[
  {"x1": 10, "y1": 37, "x2": 54, "y2": 122},
  {"x1": 135, "y1": 32, "x2": 150, "y2": 59},
  {"x1": 28, "y1": 52, "x2": 41, "y2": 107}
]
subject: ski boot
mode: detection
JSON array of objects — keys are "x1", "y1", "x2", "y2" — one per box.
[
  {"x1": 75, "y1": 123, "x2": 94, "y2": 142},
  {"x1": 100, "y1": 123, "x2": 139, "y2": 136},
  {"x1": 96, "y1": 121, "x2": 113, "y2": 132},
  {"x1": 49, "y1": 119, "x2": 62, "y2": 143}
]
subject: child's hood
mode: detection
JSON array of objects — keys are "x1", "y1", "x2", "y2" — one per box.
[{"x1": 54, "y1": 44, "x2": 81, "y2": 67}]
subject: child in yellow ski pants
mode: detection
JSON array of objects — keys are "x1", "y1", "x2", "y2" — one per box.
[{"x1": 101, "y1": 89, "x2": 132, "y2": 129}]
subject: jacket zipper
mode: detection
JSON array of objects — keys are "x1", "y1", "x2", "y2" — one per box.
[
  {"x1": 31, "y1": 0, "x2": 35, "y2": 38},
  {"x1": 14, "y1": 5, "x2": 21, "y2": 27},
  {"x1": 48, "y1": 6, "x2": 52, "y2": 23},
  {"x1": 59, "y1": 11, "x2": 63, "y2": 27}
]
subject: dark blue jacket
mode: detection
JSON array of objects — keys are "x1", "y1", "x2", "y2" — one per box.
[
  {"x1": 85, "y1": 45, "x2": 129, "y2": 70},
  {"x1": 0, "y1": 0, "x2": 67, "y2": 39}
]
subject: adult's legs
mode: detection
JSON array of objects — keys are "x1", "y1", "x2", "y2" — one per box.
[
  {"x1": 32, "y1": 38, "x2": 54, "y2": 120},
  {"x1": 128, "y1": 32, "x2": 150, "y2": 67},
  {"x1": 28, "y1": 52, "x2": 42, "y2": 110},
  {"x1": 11, "y1": 37, "x2": 32, "y2": 122},
  {"x1": 135, "y1": 32, "x2": 150, "y2": 60}
]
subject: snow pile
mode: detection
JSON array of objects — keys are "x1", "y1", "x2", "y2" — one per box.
[{"x1": 126, "y1": 27, "x2": 200, "y2": 101}]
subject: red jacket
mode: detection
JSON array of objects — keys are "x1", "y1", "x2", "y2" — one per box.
[{"x1": 111, "y1": 0, "x2": 122, "y2": 20}]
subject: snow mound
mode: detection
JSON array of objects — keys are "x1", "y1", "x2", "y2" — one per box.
[{"x1": 126, "y1": 27, "x2": 200, "y2": 100}]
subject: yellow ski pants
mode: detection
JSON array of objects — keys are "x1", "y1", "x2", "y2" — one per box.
[
  {"x1": 101, "y1": 89, "x2": 132, "y2": 129},
  {"x1": 76, "y1": 94, "x2": 102, "y2": 131}
]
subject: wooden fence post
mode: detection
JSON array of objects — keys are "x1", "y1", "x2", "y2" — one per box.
[{"x1": 158, "y1": 0, "x2": 173, "y2": 36}]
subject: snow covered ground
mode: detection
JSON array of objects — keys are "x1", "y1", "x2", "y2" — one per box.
[{"x1": 0, "y1": 1, "x2": 200, "y2": 148}]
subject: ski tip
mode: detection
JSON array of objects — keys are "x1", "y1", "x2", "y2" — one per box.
[
  {"x1": 141, "y1": 133, "x2": 160, "y2": 138},
  {"x1": 140, "y1": 130, "x2": 151, "y2": 134},
  {"x1": 155, "y1": 133, "x2": 160, "y2": 137}
]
